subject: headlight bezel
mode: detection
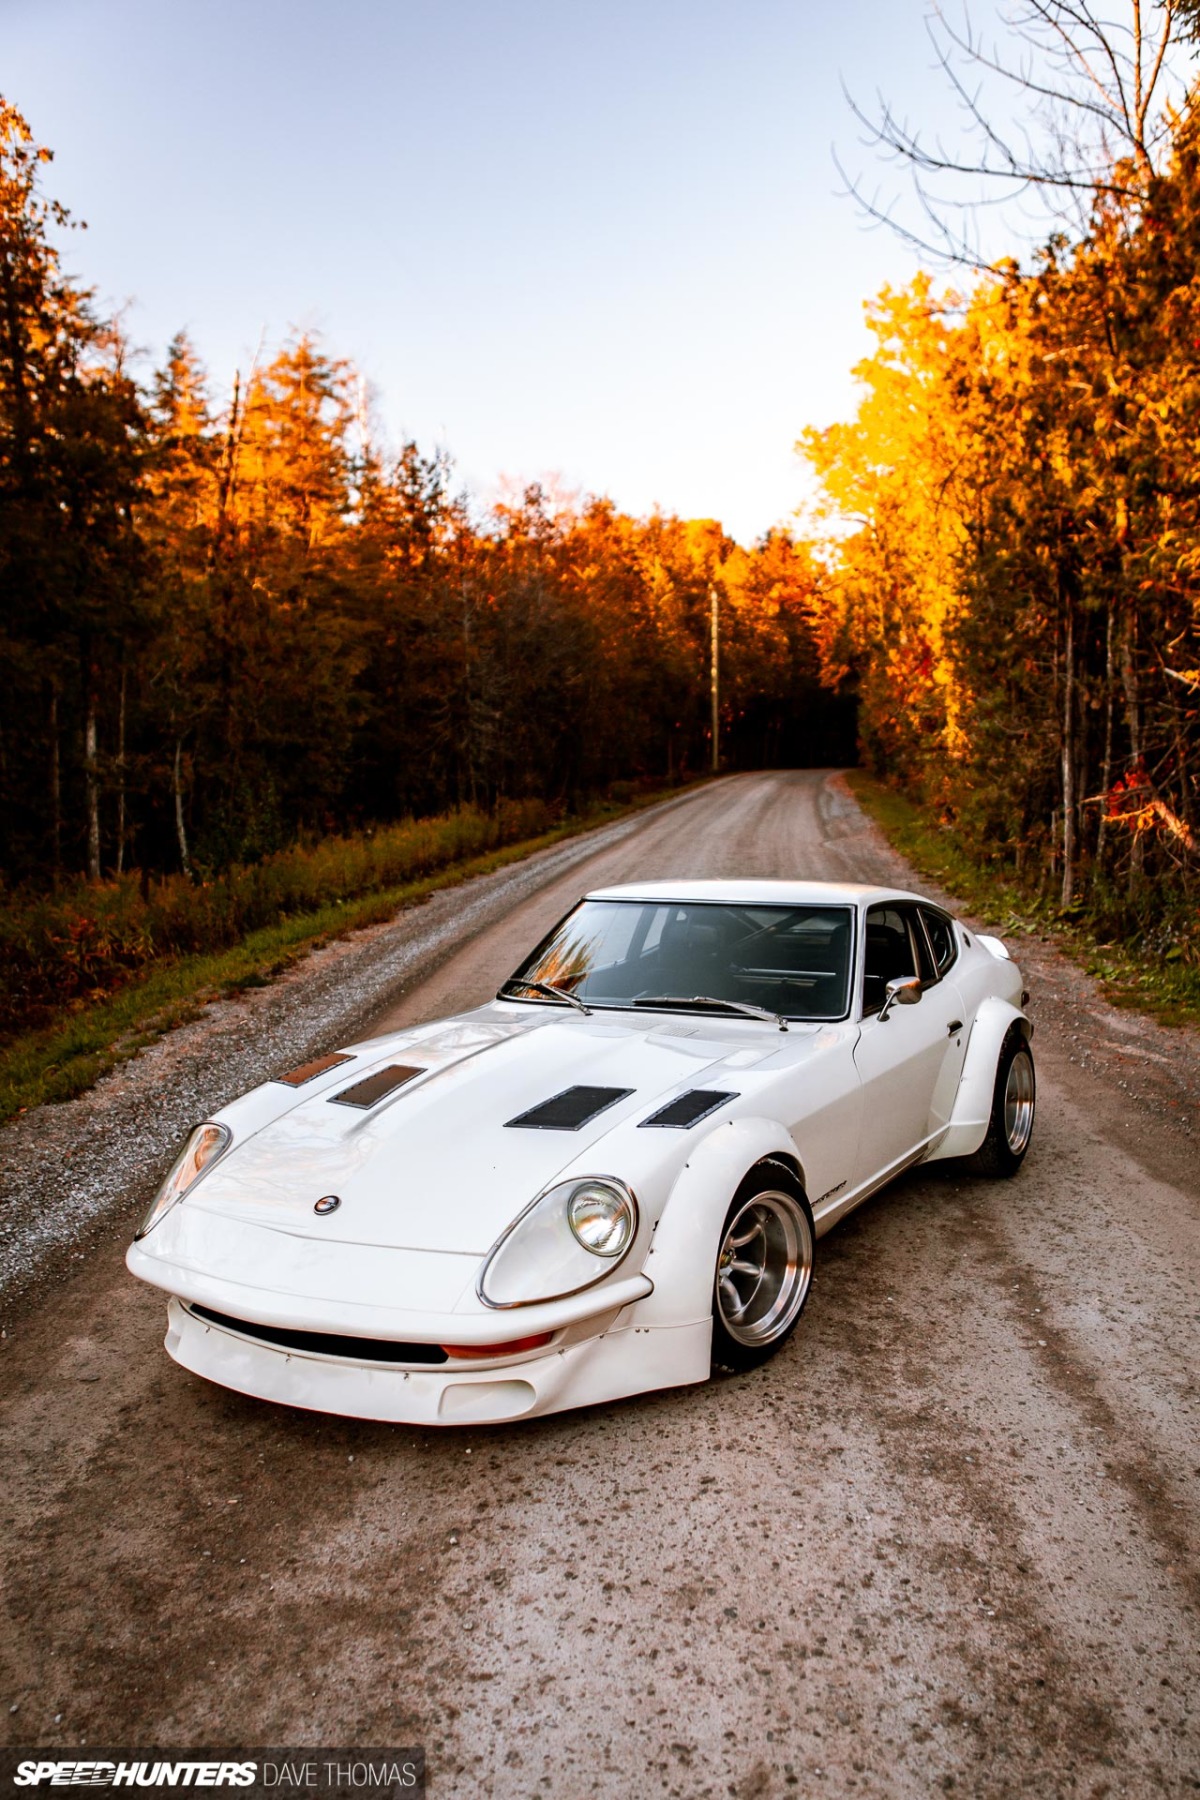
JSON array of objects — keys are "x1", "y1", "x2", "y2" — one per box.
[
  {"x1": 134, "y1": 1121, "x2": 232, "y2": 1241},
  {"x1": 477, "y1": 1174, "x2": 640, "y2": 1310}
]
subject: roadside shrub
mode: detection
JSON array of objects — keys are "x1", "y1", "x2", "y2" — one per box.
[{"x1": 0, "y1": 799, "x2": 553, "y2": 1038}]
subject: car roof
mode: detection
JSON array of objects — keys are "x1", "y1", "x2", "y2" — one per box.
[{"x1": 584, "y1": 879, "x2": 938, "y2": 909}]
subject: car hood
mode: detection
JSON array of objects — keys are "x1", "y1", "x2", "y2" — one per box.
[{"x1": 190, "y1": 1005, "x2": 821, "y2": 1254}]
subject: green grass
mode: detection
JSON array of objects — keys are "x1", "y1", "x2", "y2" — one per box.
[
  {"x1": 846, "y1": 769, "x2": 1200, "y2": 1029},
  {"x1": 0, "y1": 785, "x2": 695, "y2": 1126}
]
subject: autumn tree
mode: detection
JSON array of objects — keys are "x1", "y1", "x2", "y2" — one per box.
[
  {"x1": 807, "y1": 79, "x2": 1200, "y2": 929},
  {"x1": 0, "y1": 98, "x2": 146, "y2": 881}
]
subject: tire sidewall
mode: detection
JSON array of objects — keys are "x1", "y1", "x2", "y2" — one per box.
[
  {"x1": 989, "y1": 1026, "x2": 1036, "y2": 1176},
  {"x1": 710, "y1": 1159, "x2": 815, "y2": 1376}
]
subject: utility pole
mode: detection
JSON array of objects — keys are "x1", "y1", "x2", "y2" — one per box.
[{"x1": 709, "y1": 584, "x2": 720, "y2": 774}]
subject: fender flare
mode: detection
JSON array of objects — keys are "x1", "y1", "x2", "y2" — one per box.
[
  {"x1": 631, "y1": 1116, "x2": 804, "y2": 1329},
  {"x1": 925, "y1": 996, "x2": 1031, "y2": 1163}
]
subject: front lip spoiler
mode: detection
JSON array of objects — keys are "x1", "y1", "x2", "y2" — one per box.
[{"x1": 127, "y1": 1239, "x2": 653, "y2": 1345}]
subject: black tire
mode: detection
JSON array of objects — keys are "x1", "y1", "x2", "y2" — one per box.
[
  {"x1": 711, "y1": 1160, "x2": 815, "y2": 1374},
  {"x1": 968, "y1": 1025, "x2": 1036, "y2": 1178}
]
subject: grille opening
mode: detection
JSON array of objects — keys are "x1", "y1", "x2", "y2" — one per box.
[
  {"x1": 330, "y1": 1064, "x2": 425, "y2": 1109},
  {"x1": 640, "y1": 1089, "x2": 740, "y2": 1129},
  {"x1": 188, "y1": 1304, "x2": 448, "y2": 1365},
  {"x1": 506, "y1": 1084, "x2": 634, "y2": 1131}
]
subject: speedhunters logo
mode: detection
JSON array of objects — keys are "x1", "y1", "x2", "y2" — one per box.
[
  {"x1": 13, "y1": 1767, "x2": 257, "y2": 1789},
  {"x1": 0, "y1": 1755, "x2": 423, "y2": 1800}
]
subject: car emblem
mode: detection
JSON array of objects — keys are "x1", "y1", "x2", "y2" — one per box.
[{"x1": 313, "y1": 1194, "x2": 341, "y2": 1216}]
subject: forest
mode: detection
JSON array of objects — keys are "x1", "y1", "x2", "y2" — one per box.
[
  {"x1": 804, "y1": 3, "x2": 1200, "y2": 959},
  {"x1": 0, "y1": 91, "x2": 858, "y2": 1036},
  {"x1": 0, "y1": 95, "x2": 845, "y2": 896},
  {"x1": 6, "y1": 0, "x2": 1200, "y2": 1038}
]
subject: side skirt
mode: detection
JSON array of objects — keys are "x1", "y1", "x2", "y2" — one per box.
[{"x1": 811, "y1": 1139, "x2": 939, "y2": 1238}]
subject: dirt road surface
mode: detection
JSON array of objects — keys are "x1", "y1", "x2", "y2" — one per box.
[{"x1": 2, "y1": 771, "x2": 1198, "y2": 1798}]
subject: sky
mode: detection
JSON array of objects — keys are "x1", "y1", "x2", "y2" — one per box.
[{"x1": 3, "y1": 0, "x2": 1019, "y2": 543}]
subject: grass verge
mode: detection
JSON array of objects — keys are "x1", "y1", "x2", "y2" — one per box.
[
  {"x1": 846, "y1": 770, "x2": 1200, "y2": 1029},
  {"x1": 0, "y1": 785, "x2": 695, "y2": 1126}
]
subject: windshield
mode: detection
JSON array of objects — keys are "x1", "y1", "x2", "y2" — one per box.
[{"x1": 501, "y1": 899, "x2": 854, "y2": 1022}]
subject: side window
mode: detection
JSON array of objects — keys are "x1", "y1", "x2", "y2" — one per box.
[
  {"x1": 920, "y1": 908, "x2": 958, "y2": 977},
  {"x1": 863, "y1": 905, "x2": 919, "y2": 1015}
]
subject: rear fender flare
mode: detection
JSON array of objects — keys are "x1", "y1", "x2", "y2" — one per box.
[
  {"x1": 631, "y1": 1116, "x2": 804, "y2": 1328},
  {"x1": 926, "y1": 997, "x2": 1031, "y2": 1163}
]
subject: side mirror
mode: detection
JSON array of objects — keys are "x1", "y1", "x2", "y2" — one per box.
[{"x1": 878, "y1": 975, "x2": 923, "y2": 1022}]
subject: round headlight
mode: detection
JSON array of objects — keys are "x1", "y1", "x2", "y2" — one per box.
[
  {"x1": 567, "y1": 1180, "x2": 635, "y2": 1258},
  {"x1": 478, "y1": 1175, "x2": 640, "y2": 1307},
  {"x1": 135, "y1": 1121, "x2": 231, "y2": 1240}
]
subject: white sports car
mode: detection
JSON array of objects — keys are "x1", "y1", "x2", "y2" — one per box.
[{"x1": 126, "y1": 881, "x2": 1035, "y2": 1426}]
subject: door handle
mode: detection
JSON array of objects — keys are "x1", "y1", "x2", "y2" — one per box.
[{"x1": 947, "y1": 1020, "x2": 963, "y2": 1035}]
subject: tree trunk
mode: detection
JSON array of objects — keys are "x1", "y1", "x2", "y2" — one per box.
[
  {"x1": 84, "y1": 673, "x2": 100, "y2": 882},
  {"x1": 1061, "y1": 599, "x2": 1075, "y2": 909},
  {"x1": 461, "y1": 579, "x2": 477, "y2": 809},
  {"x1": 1119, "y1": 603, "x2": 1144, "y2": 880},
  {"x1": 173, "y1": 738, "x2": 192, "y2": 878},
  {"x1": 49, "y1": 681, "x2": 61, "y2": 876},
  {"x1": 1097, "y1": 600, "x2": 1114, "y2": 868},
  {"x1": 115, "y1": 665, "x2": 127, "y2": 875}
]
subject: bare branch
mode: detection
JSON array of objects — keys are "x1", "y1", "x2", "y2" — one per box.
[{"x1": 839, "y1": 1, "x2": 1190, "y2": 268}]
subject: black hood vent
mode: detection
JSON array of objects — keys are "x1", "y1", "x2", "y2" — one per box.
[
  {"x1": 330, "y1": 1064, "x2": 425, "y2": 1109},
  {"x1": 506, "y1": 1084, "x2": 634, "y2": 1132},
  {"x1": 640, "y1": 1089, "x2": 739, "y2": 1129}
]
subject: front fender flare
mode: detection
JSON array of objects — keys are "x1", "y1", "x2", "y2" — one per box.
[
  {"x1": 631, "y1": 1116, "x2": 803, "y2": 1329},
  {"x1": 924, "y1": 997, "x2": 1031, "y2": 1163}
]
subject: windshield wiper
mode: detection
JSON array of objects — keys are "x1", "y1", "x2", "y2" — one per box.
[
  {"x1": 499, "y1": 978, "x2": 592, "y2": 1016},
  {"x1": 633, "y1": 994, "x2": 789, "y2": 1032}
]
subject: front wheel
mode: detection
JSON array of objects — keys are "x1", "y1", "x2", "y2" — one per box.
[
  {"x1": 969, "y1": 1027, "x2": 1036, "y2": 1178},
  {"x1": 711, "y1": 1162, "x2": 815, "y2": 1374}
]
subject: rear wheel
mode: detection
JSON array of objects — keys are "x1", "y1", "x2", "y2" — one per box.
[
  {"x1": 969, "y1": 1027, "x2": 1035, "y2": 1178},
  {"x1": 711, "y1": 1162, "x2": 814, "y2": 1374}
]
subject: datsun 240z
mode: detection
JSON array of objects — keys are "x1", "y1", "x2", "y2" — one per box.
[{"x1": 126, "y1": 881, "x2": 1035, "y2": 1425}]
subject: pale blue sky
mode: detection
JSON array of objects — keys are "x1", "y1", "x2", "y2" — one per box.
[{"x1": 5, "y1": 0, "x2": 1016, "y2": 541}]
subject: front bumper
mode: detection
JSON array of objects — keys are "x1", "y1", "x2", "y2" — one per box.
[
  {"x1": 165, "y1": 1297, "x2": 710, "y2": 1424},
  {"x1": 125, "y1": 1219, "x2": 654, "y2": 1345}
]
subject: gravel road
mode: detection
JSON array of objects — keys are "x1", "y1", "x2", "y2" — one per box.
[{"x1": 1, "y1": 770, "x2": 1197, "y2": 1798}]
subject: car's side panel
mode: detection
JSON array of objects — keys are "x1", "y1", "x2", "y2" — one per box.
[
  {"x1": 850, "y1": 976, "x2": 968, "y2": 1184},
  {"x1": 923, "y1": 996, "x2": 1031, "y2": 1162},
  {"x1": 778, "y1": 1032, "x2": 863, "y2": 1212},
  {"x1": 629, "y1": 1116, "x2": 805, "y2": 1330},
  {"x1": 952, "y1": 934, "x2": 1023, "y2": 1025}
]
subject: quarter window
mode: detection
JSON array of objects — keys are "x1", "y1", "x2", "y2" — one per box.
[{"x1": 920, "y1": 908, "x2": 958, "y2": 977}]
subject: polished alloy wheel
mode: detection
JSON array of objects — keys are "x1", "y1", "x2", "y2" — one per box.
[
  {"x1": 1004, "y1": 1047, "x2": 1035, "y2": 1155},
  {"x1": 715, "y1": 1190, "x2": 813, "y2": 1348}
]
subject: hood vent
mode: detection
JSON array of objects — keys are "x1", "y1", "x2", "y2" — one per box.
[
  {"x1": 640, "y1": 1089, "x2": 739, "y2": 1129},
  {"x1": 506, "y1": 1084, "x2": 634, "y2": 1132},
  {"x1": 330, "y1": 1064, "x2": 425, "y2": 1109},
  {"x1": 275, "y1": 1052, "x2": 355, "y2": 1087}
]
